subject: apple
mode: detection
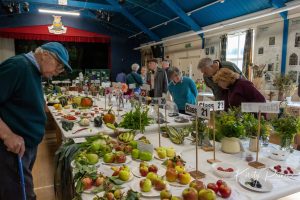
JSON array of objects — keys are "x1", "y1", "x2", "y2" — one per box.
[
  {"x1": 140, "y1": 151, "x2": 153, "y2": 161},
  {"x1": 132, "y1": 149, "x2": 140, "y2": 159},
  {"x1": 129, "y1": 140, "x2": 138, "y2": 149},
  {"x1": 106, "y1": 192, "x2": 115, "y2": 200},
  {"x1": 207, "y1": 183, "x2": 218, "y2": 193},
  {"x1": 124, "y1": 145, "x2": 133, "y2": 154},
  {"x1": 103, "y1": 153, "x2": 115, "y2": 163},
  {"x1": 166, "y1": 160, "x2": 174, "y2": 168},
  {"x1": 166, "y1": 168, "x2": 177, "y2": 182},
  {"x1": 139, "y1": 161, "x2": 149, "y2": 168},
  {"x1": 176, "y1": 161, "x2": 184, "y2": 167},
  {"x1": 189, "y1": 180, "x2": 205, "y2": 192},
  {"x1": 157, "y1": 149, "x2": 167, "y2": 159},
  {"x1": 114, "y1": 189, "x2": 122, "y2": 199},
  {"x1": 123, "y1": 165, "x2": 130, "y2": 172},
  {"x1": 166, "y1": 147, "x2": 176, "y2": 158},
  {"x1": 178, "y1": 171, "x2": 191, "y2": 185},
  {"x1": 218, "y1": 184, "x2": 231, "y2": 198},
  {"x1": 175, "y1": 165, "x2": 185, "y2": 173},
  {"x1": 140, "y1": 178, "x2": 152, "y2": 192},
  {"x1": 182, "y1": 187, "x2": 198, "y2": 200},
  {"x1": 154, "y1": 177, "x2": 167, "y2": 191},
  {"x1": 148, "y1": 164, "x2": 158, "y2": 173},
  {"x1": 112, "y1": 169, "x2": 120, "y2": 176},
  {"x1": 139, "y1": 166, "x2": 149, "y2": 177},
  {"x1": 86, "y1": 153, "x2": 99, "y2": 165},
  {"x1": 146, "y1": 172, "x2": 158, "y2": 183},
  {"x1": 115, "y1": 144, "x2": 125, "y2": 152},
  {"x1": 94, "y1": 176, "x2": 105, "y2": 186},
  {"x1": 160, "y1": 189, "x2": 172, "y2": 200},
  {"x1": 171, "y1": 196, "x2": 182, "y2": 200},
  {"x1": 216, "y1": 180, "x2": 224, "y2": 187},
  {"x1": 119, "y1": 170, "x2": 130, "y2": 181},
  {"x1": 81, "y1": 177, "x2": 93, "y2": 190},
  {"x1": 198, "y1": 189, "x2": 216, "y2": 200},
  {"x1": 115, "y1": 151, "x2": 126, "y2": 163}
]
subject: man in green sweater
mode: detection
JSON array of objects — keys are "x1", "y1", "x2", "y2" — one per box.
[
  {"x1": 0, "y1": 42, "x2": 72, "y2": 200},
  {"x1": 197, "y1": 58, "x2": 245, "y2": 100}
]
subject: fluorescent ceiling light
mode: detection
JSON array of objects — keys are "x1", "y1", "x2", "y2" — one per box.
[{"x1": 39, "y1": 9, "x2": 80, "y2": 16}]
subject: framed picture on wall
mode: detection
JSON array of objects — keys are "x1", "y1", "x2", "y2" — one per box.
[
  {"x1": 210, "y1": 46, "x2": 215, "y2": 55},
  {"x1": 269, "y1": 36, "x2": 275, "y2": 45},
  {"x1": 258, "y1": 47, "x2": 264, "y2": 54},
  {"x1": 268, "y1": 63, "x2": 274, "y2": 71},
  {"x1": 295, "y1": 33, "x2": 300, "y2": 47},
  {"x1": 205, "y1": 48, "x2": 209, "y2": 55}
]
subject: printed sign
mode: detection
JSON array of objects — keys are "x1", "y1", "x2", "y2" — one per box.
[
  {"x1": 241, "y1": 102, "x2": 280, "y2": 113},
  {"x1": 198, "y1": 101, "x2": 225, "y2": 111},
  {"x1": 185, "y1": 104, "x2": 210, "y2": 119}
]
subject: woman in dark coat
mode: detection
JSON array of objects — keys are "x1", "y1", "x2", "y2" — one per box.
[{"x1": 212, "y1": 68, "x2": 266, "y2": 110}]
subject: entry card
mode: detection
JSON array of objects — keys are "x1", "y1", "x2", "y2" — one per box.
[
  {"x1": 185, "y1": 103, "x2": 210, "y2": 119},
  {"x1": 141, "y1": 84, "x2": 151, "y2": 91},
  {"x1": 241, "y1": 102, "x2": 280, "y2": 113},
  {"x1": 129, "y1": 83, "x2": 136, "y2": 89},
  {"x1": 101, "y1": 82, "x2": 111, "y2": 88},
  {"x1": 198, "y1": 101, "x2": 225, "y2": 111},
  {"x1": 151, "y1": 97, "x2": 166, "y2": 105}
]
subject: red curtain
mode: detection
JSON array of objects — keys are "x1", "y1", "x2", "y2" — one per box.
[{"x1": 0, "y1": 25, "x2": 111, "y2": 43}]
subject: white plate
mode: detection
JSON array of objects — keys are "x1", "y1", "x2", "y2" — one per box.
[
  {"x1": 132, "y1": 167, "x2": 166, "y2": 178},
  {"x1": 212, "y1": 162, "x2": 236, "y2": 178},
  {"x1": 269, "y1": 165, "x2": 300, "y2": 176},
  {"x1": 269, "y1": 149, "x2": 290, "y2": 161},
  {"x1": 70, "y1": 160, "x2": 101, "y2": 168},
  {"x1": 167, "y1": 179, "x2": 191, "y2": 187},
  {"x1": 238, "y1": 176, "x2": 273, "y2": 192},
  {"x1": 110, "y1": 172, "x2": 134, "y2": 183},
  {"x1": 130, "y1": 179, "x2": 170, "y2": 197},
  {"x1": 102, "y1": 156, "x2": 132, "y2": 166}
]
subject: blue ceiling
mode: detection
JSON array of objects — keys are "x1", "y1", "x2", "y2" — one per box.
[{"x1": 0, "y1": 0, "x2": 293, "y2": 43}]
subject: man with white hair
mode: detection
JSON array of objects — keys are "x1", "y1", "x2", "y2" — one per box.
[
  {"x1": 126, "y1": 63, "x2": 143, "y2": 94},
  {"x1": 197, "y1": 58, "x2": 245, "y2": 100},
  {"x1": 162, "y1": 60, "x2": 171, "y2": 82}
]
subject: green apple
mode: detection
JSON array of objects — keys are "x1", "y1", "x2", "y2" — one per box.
[
  {"x1": 119, "y1": 169, "x2": 130, "y2": 181},
  {"x1": 171, "y1": 196, "x2": 182, "y2": 200},
  {"x1": 123, "y1": 165, "x2": 130, "y2": 172},
  {"x1": 178, "y1": 171, "x2": 191, "y2": 185},
  {"x1": 91, "y1": 139, "x2": 106, "y2": 151},
  {"x1": 140, "y1": 151, "x2": 152, "y2": 161},
  {"x1": 146, "y1": 172, "x2": 158, "y2": 183},
  {"x1": 103, "y1": 152, "x2": 115, "y2": 163},
  {"x1": 86, "y1": 153, "x2": 99, "y2": 164},
  {"x1": 166, "y1": 147, "x2": 175, "y2": 158},
  {"x1": 160, "y1": 189, "x2": 172, "y2": 199},
  {"x1": 130, "y1": 140, "x2": 138, "y2": 149},
  {"x1": 131, "y1": 149, "x2": 140, "y2": 159},
  {"x1": 157, "y1": 149, "x2": 167, "y2": 159},
  {"x1": 114, "y1": 189, "x2": 122, "y2": 199},
  {"x1": 140, "y1": 178, "x2": 152, "y2": 192},
  {"x1": 175, "y1": 165, "x2": 185, "y2": 173},
  {"x1": 198, "y1": 189, "x2": 216, "y2": 200}
]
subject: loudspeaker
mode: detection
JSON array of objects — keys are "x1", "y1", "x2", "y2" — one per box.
[{"x1": 151, "y1": 44, "x2": 164, "y2": 58}]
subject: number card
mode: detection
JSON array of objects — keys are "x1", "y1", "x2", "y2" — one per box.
[
  {"x1": 129, "y1": 83, "x2": 136, "y2": 89},
  {"x1": 101, "y1": 82, "x2": 111, "y2": 88},
  {"x1": 241, "y1": 102, "x2": 280, "y2": 113},
  {"x1": 185, "y1": 104, "x2": 210, "y2": 119},
  {"x1": 198, "y1": 101, "x2": 225, "y2": 111},
  {"x1": 141, "y1": 84, "x2": 151, "y2": 91},
  {"x1": 151, "y1": 97, "x2": 166, "y2": 106}
]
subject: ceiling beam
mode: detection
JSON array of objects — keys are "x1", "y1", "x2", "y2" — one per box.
[
  {"x1": 271, "y1": 0, "x2": 287, "y2": 19},
  {"x1": 162, "y1": 0, "x2": 201, "y2": 32},
  {"x1": 105, "y1": 0, "x2": 160, "y2": 41},
  {"x1": 24, "y1": 0, "x2": 120, "y2": 12}
]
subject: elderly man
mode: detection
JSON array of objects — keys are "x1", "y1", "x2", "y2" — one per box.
[
  {"x1": 197, "y1": 58, "x2": 245, "y2": 100},
  {"x1": 0, "y1": 42, "x2": 72, "y2": 200},
  {"x1": 147, "y1": 59, "x2": 168, "y2": 97},
  {"x1": 162, "y1": 60, "x2": 171, "y2": 82},
  {"x1": 126, "y1": 63, "x2": 143, "y2": 94}
]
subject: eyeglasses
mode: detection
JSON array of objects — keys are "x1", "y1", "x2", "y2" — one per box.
[{"x1": 49, "y1": 52, "x2": 64, "y2": 72}]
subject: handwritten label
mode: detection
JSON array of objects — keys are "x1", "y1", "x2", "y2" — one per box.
[
  {"x1": 185, "y1": 104, "x2": 210, "y2": 119},
  {"x1": 241, "y1": 102, "x2": 280, "y2": 113},
  {"x1": 198, "y1": 101, "x2": 225, "y2": 111},
  {"x1": 141, "y1": 84, "x2": 151, "y2": 91},
  {"x1": 73, "y1": 137, "x2": 87, "y2": 144},
  {"x1": 129, "y1": 83, "x2": 136, "y2": 89},
  {"x1": 137, "y1": 141, "x2": 154, "y2": 154},
  {"x1": 151, "y1": 97, "x2": 166, "y2": 105}
]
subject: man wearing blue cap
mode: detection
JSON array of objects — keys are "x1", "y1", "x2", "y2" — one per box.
[{"x1": 0, "y1": 42, "x2": 72, "y2": 200}]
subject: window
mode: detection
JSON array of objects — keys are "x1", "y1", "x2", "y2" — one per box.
[{"x1": 226, "y1": 32, "x2": 246, "y2": 71}]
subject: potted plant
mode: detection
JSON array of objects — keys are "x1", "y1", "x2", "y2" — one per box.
[
  {"x1": 272, "y1": 114, "x2": 300, "y2": 151},
  {"x1": 216, "y1": 108, "x2": 246, "y2": 154},
  {"x1": 241, "y1": 113, "x2": 268, "y2": 152},
  {"x1": 273, "y1": 72, "x2": 297, "y2": 101}
]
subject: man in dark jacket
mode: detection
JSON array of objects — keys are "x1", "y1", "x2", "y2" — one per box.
[
  {"x1": 147, "y1": 59, "x2": 168, "y2": 97},
  {"x1": 197, "y1": 58, "x2": 245, "y2": 100},
  {"x1": 0, "y1": 42, "x2": 71, "y2": 200}
]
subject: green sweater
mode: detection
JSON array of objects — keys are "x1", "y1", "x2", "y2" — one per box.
[{"x1": 0, "y1": 54, "x2": 46, "y2": 147}]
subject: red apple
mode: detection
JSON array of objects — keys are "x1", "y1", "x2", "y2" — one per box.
[
  {"x1": 154, "y1": 177, "x2": 167, "y2": 191},
  {"x1": 166, "y1": 168, "x2": 177, "y2": 182},
  {"x1": 81, "y1": 177, "x2": 93, "y2": 190},
  {"x1": 189, "y1": 180, "x2": 206, "y2": 192},
  {"x1": 166, "y1": 160, "x2": 174, "y2": 168},
  {"x1": 207, "y1": 183, "x2": 218, "y2": 193},
  {"x1": 182, "y1": 187, "x2": 198, "y2": 200},
  {"x1": 115, "y1": 145, "x2": 125, "y2": 152},
  {"x1": 216, "y1": 180, "x2": 224, "y2": 187},
  {"x1": 124, "y1": 145, "x2": 133, "y2": 154},
  {"x1": 218, "y1": 184, "x2": 231, "y2": 198},
  {"x1": 115, "y1": 151, "x2": 126, "y2": 163},
  {"x1": 139, "y1": 166, "x2": 149, "y2": 177},
  {"x1": 178, "y1": 171, "x2": 191, "y2": 185},
  {"x1": 148, "y1": 164, "x2": 158, "y2": 173},
  {"x1": 106, "y1": 192, "x2": 114, "y2": 200}
]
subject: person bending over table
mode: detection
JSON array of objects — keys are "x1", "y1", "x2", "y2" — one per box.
[
  {"x1": 197, "y1": 58, "x2": 245, "y2": 100},
  {"x1": 168, "y1": 67, "x2": 198, "y2": 114},
  {"x1": 212, "y1": 68, "x2": 265, "y2": 111}
]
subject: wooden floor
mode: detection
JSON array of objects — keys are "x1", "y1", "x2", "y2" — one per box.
[{"x1": 31, "y1": 119, "x2": 300, "y2": 200}]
